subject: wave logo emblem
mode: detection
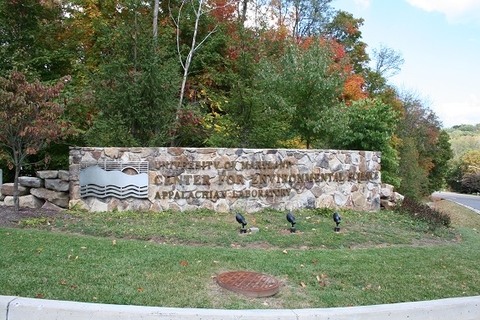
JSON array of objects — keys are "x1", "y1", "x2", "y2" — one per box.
[{"x1": 79, "y1": 161, "x2": 148, "y2": 199}]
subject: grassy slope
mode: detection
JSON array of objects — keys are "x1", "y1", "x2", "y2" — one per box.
[{"x1": 1, "y1": 202, "x2": 479, "y2": 309}]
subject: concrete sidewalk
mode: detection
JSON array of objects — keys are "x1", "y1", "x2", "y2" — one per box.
[{"x1": 1, "y1": 295, "x2": 479, "y2": 319}]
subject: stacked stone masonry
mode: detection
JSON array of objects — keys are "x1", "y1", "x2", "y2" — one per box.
[
  {"x1": 69, "y1": 147, "x2": 384, "y2": 213},
  {"x1": 0, "y1": 170, "x2": 70, "y2": 210}
]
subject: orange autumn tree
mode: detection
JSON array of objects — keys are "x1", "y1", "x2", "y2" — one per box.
[
  {"x1": 0, "y1": 71, "x2": 70, "y2": 212},
  {"x1": 342, "y1": 74, "x2": 368, "y2": 103}
]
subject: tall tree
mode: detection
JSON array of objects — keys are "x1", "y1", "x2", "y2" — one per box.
[
  {"x1": 291, "y1": 0, "x2": 333, "y2": 40},
  {"x1": 324, "y1": 10, "x2": 369, "y2": 74},
  {"x1": 0, "y1": 0, "x2": 72, "y2": 80},
  {"x1": 85, "y1": 0, "x2": 179, "y2": 147},
  {"x1": 395, "y1": 92, "x2": 452, "y2": 198},
  {"x1": 372, "y1": 44, "x2": 404, "y2": 79},
  {"x1": 169, "y1": 0, "x2": 233, "y2": 141},
  {"x1": 427, "y1": 129, "x2": 453, "y2": 191},
  {"x1": 0, "y1": 72, "x2": 70, "y2": 211},
  {"x1": 272, "y1": 39, "x2": 346, "y2": 148},
  {"x1": 328, "y1": 99, "x2": 400, "y2": 187}
]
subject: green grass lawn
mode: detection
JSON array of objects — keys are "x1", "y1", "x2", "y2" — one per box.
[{"x1": 1, "y1": 202, "x2": 479, "y2": 309}]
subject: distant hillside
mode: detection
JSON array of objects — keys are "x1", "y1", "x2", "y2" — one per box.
[{"x1": 445, "y1": 124, "x2": 480, "y2": 160}]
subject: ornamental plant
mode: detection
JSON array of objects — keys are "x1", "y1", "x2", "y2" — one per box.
[{"x1": 0, "y1": 71, "x2": 71, "y2": 211}]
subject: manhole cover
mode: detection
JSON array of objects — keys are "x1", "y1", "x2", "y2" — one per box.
[{"x1": 216, "y1": 271, "x2": 280, "y2": 297}]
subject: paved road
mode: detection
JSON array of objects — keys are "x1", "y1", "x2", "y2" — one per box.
[{"x1": 432, "y1": 191, "x2": 480, "y2": 214}]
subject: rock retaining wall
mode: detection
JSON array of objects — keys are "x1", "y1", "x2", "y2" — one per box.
[
  {"x1": 69, "y1": 147, "x2": 384, "y2": 213},
  {"x1": 0, "y1": 170, "x2": 70, "y2": 210}
]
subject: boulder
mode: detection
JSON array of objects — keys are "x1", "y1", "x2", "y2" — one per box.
[
  {"x1": 19, "y1": 176, "x2": 44, "y2": 188},
  {"x1": 379, "y1": 184, "x2": 404, "y2": 210},
  {"x1": 58, "y1": 170, "x2": 70, "y2": 181},
  {"x1": 45, "y1": 179, "x2": 70, "y2": 192},
  {"x1": 381, "y1": 199, "x2": 396, "y2": 210},
  {"x1": 1, "y1": 196, "x2": 41, "y2": 207},
  {"x1": 1, "y1": 183, "x2": 29, "y2": 196},
  {"x1": 394, "y1": 192, "x2": 405, "y2": 202},
  {"x1": 380, "y1": 184, "x2": 394, "y2": 198},
  {"x1": 30, "y1": 188, "x2": 69, "y2": 208},
  {"x1": 36, "y1": 170, "x2": 58, "y2": 179},
  {"x1": 19, "y1": 195, "x2": 44, "y2": 208},
  {"x1": 42, "y1": 200, "x2": 66, "y2": 211}
]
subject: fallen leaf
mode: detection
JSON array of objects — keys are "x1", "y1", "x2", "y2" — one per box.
[
  {"x1": 67, "y1": 254, "x2": 72, "y2": 260},
  {"x1": 300, "y1": 282, "x2": 306, "y2": 288},
  {"x1": 180, "y1": 260, "x2": 188, "y2": 266},
  {"x1": 112, "y1": 240, "x2": 117, "y2": 246},
  {"x1": 36, "y1": 293, "x2": 43, "y2": 299},
  {"x1": 81, "y1": 247, "x2": 87, "y2": 250},
  {"x1": 70, "y1": 285, "x2": 77, "y2": 289},
  {"x1": 137, "y1": 287, "x2": 143, "y2": 292},
  {"x1": 60, "y1": 280, "x2": 67, "y2": 285},
  {"x1": 282, "y1": 249, "x2": 288, "y2": 254}
]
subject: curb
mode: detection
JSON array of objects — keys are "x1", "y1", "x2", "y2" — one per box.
[{"x1": 1, "y1": 295, "x2": 479, "y2": 320}]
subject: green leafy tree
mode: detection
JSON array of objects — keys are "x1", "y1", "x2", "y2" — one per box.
[
  {"x1": 272, "y1": 40, "x2": 345, "y2": 148},
  {"x1": 324, "y1": 10, "x2": 369, "y2": 75},
  {"x1": 397, "y1": 137, "x2": 430, "y2": 199},
  {"x1": 0, "y1": 71, "x2": 70, "y2": 211},
  {"x1": 427, "y1": 130, "x2": 453, "y2": 191},
  {"x1": 82, "y1": 0, "x2": 180, "y2": 147},
  {"x1": 0, "y1": 0, "x2": 72, "y2": 80},
  {"x1": 395, "y1": 92, "x2": 451, "y2": 197},
  {"x1": 461, "y1": 150, "x2": 480, "y2": 172},
  {"x1": 448, "y1": 149, "x2": 480, "y2": 193},
  {"x1": 202, "y1": 21, "x2": 292, "y2": 148},
  {"x1": 328, "y1": 99, "x2": 400, "y2": 186},
  {"x1": 268, "y1": 0, "x2": 334, "y2": 40}
]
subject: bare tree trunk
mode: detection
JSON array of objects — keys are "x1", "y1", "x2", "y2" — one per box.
[
  {"x1": 13, "y1": 151, "x2": 20, "y2": 212},
  {"x1": 170, "y1": 0, "x2": 219, "y2": 146},
  {"x1": 177, "y1": 0, "x2": 204, "y2": 110},
  {"x1": 241, "y1": 0, "x2": 248, "y2": 23},
  {"x1": 153, "y1": 0, "x2": 159, "y2": 40}
]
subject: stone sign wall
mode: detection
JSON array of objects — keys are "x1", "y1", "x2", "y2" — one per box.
[{"x1": 69, "y1": 147, "x2": 382, "y2": 213}]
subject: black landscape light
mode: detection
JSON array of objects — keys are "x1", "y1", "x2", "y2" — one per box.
[
  {"x1": 236, "y1": 212, "x2": 247, "y2": 234},
  {"x1": 286, "y1": 211, "x2": 296, "y2": 233},
  {"x1": 333, "y1": 212, "x2": 341, "y2": 232}
]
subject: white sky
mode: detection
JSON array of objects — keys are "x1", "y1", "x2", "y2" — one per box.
[{"x1": 333, "y1": 0, "x2": 480, "y2": 128}]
